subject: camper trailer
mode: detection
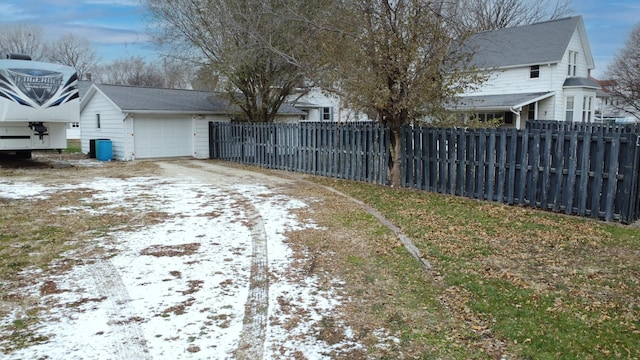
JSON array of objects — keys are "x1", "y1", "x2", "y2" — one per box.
[{"x1": 0, "y1": 54, "x2": 79, "y2": 159}]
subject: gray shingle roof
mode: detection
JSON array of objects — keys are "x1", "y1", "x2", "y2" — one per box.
[
  {"x1": 455, "y1": 92, "x2": 554, "y2": 111},
  {"x1": 563, "y1": 77, "x2": 599, "y2": 88},
  {"x1": 78, "y1": 80, "x2": 92, "y2": 98},
  {"x1": 464, "y1": 16, "x2": 582, "y2": 69},
  {"x1": 95, "y1": 83, "x2": 230, "y2": 113},
  {"x1": 89, "y1": 83, "x2": 304, "y2": 115}
]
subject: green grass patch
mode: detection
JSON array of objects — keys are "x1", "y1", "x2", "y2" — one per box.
[
  {"x1": 64, "y1": 139, "x2": 81, "y2": 153},
  {"x1": 310, "y1": 176, "x2": 640, "y2": 359}
]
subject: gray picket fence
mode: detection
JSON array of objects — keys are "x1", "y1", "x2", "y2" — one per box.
[
  {"x1": 209, "y1": 121, "x2": 390, "y2": 184},
  {"x1": 210, "y1": 121, "x2": 640, "y2": 223},
  {"x1": 401, "y1": 126, "x2": 640, "y2": 223}
]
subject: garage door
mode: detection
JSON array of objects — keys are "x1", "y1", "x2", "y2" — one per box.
[{"x1": 134, "y1": 118, "x2": 193, "y2": 158}]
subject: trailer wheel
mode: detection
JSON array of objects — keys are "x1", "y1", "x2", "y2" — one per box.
[{"x1": 15, "y1": 151, "x2": 32, "y2": 160}]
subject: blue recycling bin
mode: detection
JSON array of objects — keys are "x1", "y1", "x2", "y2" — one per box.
[{"x1": 96, "y1": 139, "x2": 113, "y2": 161}]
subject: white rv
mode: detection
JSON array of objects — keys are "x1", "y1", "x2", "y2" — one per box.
[{"x1": 0, "y1": 54, "x2": 79, "y2": 159}]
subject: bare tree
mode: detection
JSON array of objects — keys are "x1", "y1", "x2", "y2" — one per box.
[
  {"x1": 47, "y1": 34, "x2": 99, "y2": 80},
  {"x1": 0, "y1": 24, "x2": 49, "y2": 60},
  {"x1": 159, "y1": 57, "x2": 193, "y2": 89},
  {"x1": 143, "y1": 0, "x2": 322, "y2": 122},
  {"x1": 605, "y1": 22, "x2": 640, "y2": 121},
  {"x1": 92, "y1": 56, "x2": 164, "y2": 87},
  {"x1": 458, "y1": 0, "x2": 572, "y2": 32},
  {"x1": 321, "y1": 0, "x2": 485, "y2": 186}
]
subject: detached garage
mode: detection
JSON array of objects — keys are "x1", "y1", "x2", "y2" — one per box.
[
  {"x1": 79, "y1": 83, "x2": 304, "y2": 161},
  {"x1": 79, "y1": 83, "x2": 232, "y2": 161}
]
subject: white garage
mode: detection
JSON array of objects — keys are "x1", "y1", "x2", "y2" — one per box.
[
  {"x1": 79, "y1": 84, "x2": 233, "y2": 161},
  {"x1": 79, "y1": 83, "x2": 305, "y2": 161}
]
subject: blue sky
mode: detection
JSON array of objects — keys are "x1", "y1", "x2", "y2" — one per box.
[{"x1": 0, "y1": 0, "x2": 637, "y2": 79}]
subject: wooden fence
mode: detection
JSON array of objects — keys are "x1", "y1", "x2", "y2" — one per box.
[
  {"x1": 210, "y1": 121, "x2": 640, "y2": 223},
  {"x1": 209, "y1": 121, "x2": 390, "y2": 184},
  {"x1": 527, "y1": 119, "x2": 639, "y2": 133},
  {"x1": 401, "y1": 126, "x2": 640, "y2": 223}
]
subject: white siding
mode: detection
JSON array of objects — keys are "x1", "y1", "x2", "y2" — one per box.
[
  {"x1": 194, "y1": 115, "x2": 230, "y2": 159},
  {"x1": 294, "y1": 88, "x2": 371, "y2": 122},
  {"x1": 79, "y1": 91, "x2": 127, "y2": 160},
  {"x1": 564, "y1": 29, "x2": 591, "y2": 78},
  {"x1": 469, "y1": 63, "x2": 564, "y2": 97}
]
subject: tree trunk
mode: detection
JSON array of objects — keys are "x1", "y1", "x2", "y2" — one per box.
[{"x1": 389, "y1": 128, "x2": 403, "y2": 187}]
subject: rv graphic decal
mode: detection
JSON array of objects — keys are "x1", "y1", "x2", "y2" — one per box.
[{"x1": 0, "y1": 68, "x2": 78, "y2": 108}]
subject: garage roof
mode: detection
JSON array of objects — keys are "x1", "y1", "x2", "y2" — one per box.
[{"x1": 81, "y1": 83, "x2": 304, "y2": 115}]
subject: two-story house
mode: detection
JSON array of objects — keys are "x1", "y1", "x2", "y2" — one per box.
[{"x1": 454, "y1": 16, "x2": 600, "y2": 129}]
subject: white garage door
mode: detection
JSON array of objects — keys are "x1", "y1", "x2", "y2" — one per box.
[{"x1": 134, "y1": 118, "x2": 193, "y2": 158}]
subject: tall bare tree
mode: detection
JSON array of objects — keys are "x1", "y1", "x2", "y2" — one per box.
[
  {"x1": 458, "y1": 0, "x2": 572, "y2": 32},
  {"x1": 322, "y1": 0, "x2": 485, "y2": 186},
  {"x1": 92, "y1": 56, "x2": 164, "y2": 87},
  {"x1": 0, "y1": 24, "x2": 49, "y2": 60},
  {"x1": 47, "y1": 34, "x2": 99, "y2": 80},
  {"x1": 605, "y1": 22, "x2": 640, "y2": 121},
  {"x1": 143, "y1": 0, "x2": 321, "y2": 122}
]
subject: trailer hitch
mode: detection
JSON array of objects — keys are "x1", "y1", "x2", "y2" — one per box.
[{"x1": 29, "y1": 122, "x2": 48, "y2": 140}]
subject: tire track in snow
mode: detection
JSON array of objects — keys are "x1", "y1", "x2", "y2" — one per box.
[
  {"x1": 156, "y1": 162, "x2": 272, "y2": 358},
  {"x1": 85, "y1": 259, "x2": 152, "y2": 360},
  {"x1": 234, "y1": 198, "x2": 269, "y2": 360}
]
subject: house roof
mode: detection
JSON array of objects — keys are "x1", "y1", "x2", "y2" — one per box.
[
  {"x1": 454, "y1": 92, "x2": 555, "y2": 111},
  {"x1": 464, "y1": 16, "x2": 594, "y2": 70},
  {"x1": 563, "y1": 77, "x2": 600, "y2": 88},
  {"x1": 78, "y1": 80, "x2": 92, "y2": 99},
  {"x1": 80, "y1": 83, "x2": 304, "y2": 115}
]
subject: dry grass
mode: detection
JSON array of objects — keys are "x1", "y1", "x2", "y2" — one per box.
[{"x1": 0, "y1": 152, "x2": 165, "y2": 351}]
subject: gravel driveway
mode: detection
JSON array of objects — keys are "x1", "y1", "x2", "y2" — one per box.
[{"x1": 0, "y1": 159, "x2": 371, "y2": 359}]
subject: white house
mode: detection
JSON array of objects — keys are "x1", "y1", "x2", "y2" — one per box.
[
  {"x1": 79, "y1": 83, "x2": 303, "y2": 160},
  {"x1": 454, "y1": 16, "x2": 600, "y2": 129},
  {"x1": 292, "y1": 88, "x2": 372, "y2": 122}
]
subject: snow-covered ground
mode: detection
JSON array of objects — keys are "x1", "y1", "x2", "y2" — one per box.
[{"x1": 0, "y1": 162, "x2": 363, "y2": 359}]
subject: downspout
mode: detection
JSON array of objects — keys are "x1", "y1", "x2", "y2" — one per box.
[{"x1": 510, "y1": 107, "x2": 522, "y2": 130}]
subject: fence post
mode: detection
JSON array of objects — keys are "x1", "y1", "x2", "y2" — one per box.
[{"x1": 626, "y1": 133, "x2": 640, "y2": 222}]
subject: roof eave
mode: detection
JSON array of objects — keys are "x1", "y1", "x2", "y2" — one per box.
[
  {"x1": 475, "y1": 62, "x2": 559, "y2": 72},
  {"x1": 513, "y1": 92, "x2": 556, "y2": 109},
  {"x1": 123, "y1": 110, "x2": 231, "y2": 115}
]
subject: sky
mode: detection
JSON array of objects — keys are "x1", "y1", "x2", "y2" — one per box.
[{"x1": 0, "y1": 0, "x2": 638, "y2": 79}]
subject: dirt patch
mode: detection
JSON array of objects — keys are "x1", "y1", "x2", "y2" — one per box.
[{"x1": 140, "y1": 243, "x2": 201, "y2": 257}]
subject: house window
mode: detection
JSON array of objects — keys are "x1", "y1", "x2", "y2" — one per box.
[
  {"x1": 96, "y1": 113, "x2": 101, "y2": 129},
  {"x1": 530, "y1": 65, "x2": 540, "y2": 78},
  {"x1": 582, "y1": 96, "x2": 593, "y2": 122},
  {"x1": 565, "y1": 96, "x2": 574, "y2": 122},
  {"x1": 527, "y1": 105, "x2": 536, "y2": 120},
  {"x1": 475, "y1": 112, "x2": 505, "y2": 123},
  {"x1": 567, "y1": 50, "x2": 577, "y2": 76},
  {"x1": 322, "y1": 107, "x2": 333, "y2": 121}
]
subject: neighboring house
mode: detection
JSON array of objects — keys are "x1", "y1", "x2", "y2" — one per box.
[
  {"x1": 292, "y1": 88, "x2": 372, "y2": 122},
  {"x1": 454, "y1": 16, "x2": 599, "y2": 129},
  {"x1": 79, "y1": 83, "x2": 304, "y2": 160},
  {"x1": 593, "y1": 79, "x2": 639, "y2": 123}
]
